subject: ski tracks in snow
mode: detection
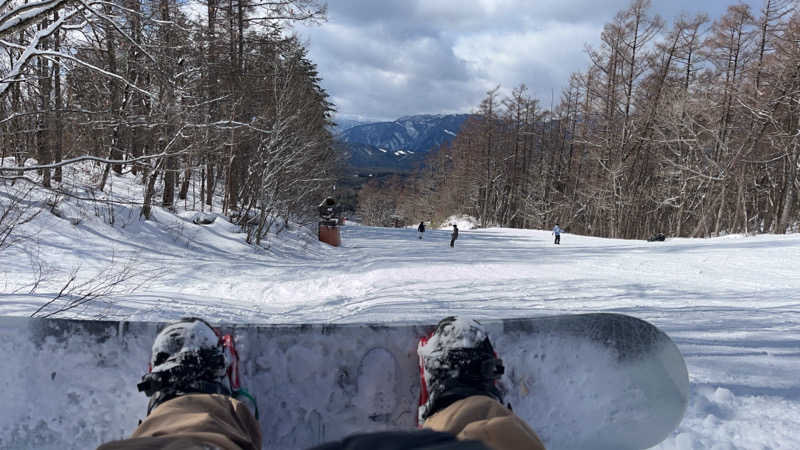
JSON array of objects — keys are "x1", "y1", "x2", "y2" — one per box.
[{"x1": 4, "y1": 213, "x2": 800, "y2": 449}]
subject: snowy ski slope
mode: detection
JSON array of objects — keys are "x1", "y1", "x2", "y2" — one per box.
[{"x1": 0, "y1": 193, "x2": 799, "y2": 448}]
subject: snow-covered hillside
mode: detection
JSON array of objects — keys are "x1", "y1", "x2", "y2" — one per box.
[{"x1": 1, "y1": 179, "x2": 799, "y2": 448}]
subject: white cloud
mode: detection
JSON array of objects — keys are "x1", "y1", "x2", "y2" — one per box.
[
  {"x1": 295, "y1": 0, "x2": 765, "y2": 121},
  {"x1": 452, "y1": 21, "x2": 601, "y2": 99}
]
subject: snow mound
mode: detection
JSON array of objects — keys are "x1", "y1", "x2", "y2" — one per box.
[
  {"x1": 192, "y1": 212, "x2": 217, "y2": 225},
  {"x1": 0, "y1": 158, "x2": 330, "y2": 321},
  {"x1": 440, "y1": 214, "x2": 479, "y2": 230}
]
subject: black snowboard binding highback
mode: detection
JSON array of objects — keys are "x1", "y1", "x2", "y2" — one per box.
[
  {"x1": 137, "y1": 317, "x2": 233, "y2": 415},
  {"x1": 417, "y1": 316, "x2": 505, "y2": 423}
]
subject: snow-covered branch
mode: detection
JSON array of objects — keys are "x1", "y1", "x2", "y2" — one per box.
[
  {"x1": 0, "y1": 7, "x2": 79, "y2": 98},
  {"x1": 0, "y1": 150, "x2": 187, "y2": 174},
  {"x1": 0, "y1": 0, "x2": 68, "y2": 38}
]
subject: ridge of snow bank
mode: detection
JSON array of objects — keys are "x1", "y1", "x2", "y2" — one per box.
[{"x1": 440, "y1": 214, "x2": 479, "y2": 230}]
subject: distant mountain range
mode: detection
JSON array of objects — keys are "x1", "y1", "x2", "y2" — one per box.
[
  {"x1": 333, "y1": 114, "x2": 472, "y2": 172},
  {"x1": 331, "y1": 118, "x2": 370, "y2": 135}
]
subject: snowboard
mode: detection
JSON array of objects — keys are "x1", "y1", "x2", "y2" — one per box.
[{"x1": 0, "y1": 313, "x2": 688, "y2": 450}]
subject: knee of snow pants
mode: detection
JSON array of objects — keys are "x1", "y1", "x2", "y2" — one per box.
[
  {"x1": 422, "y1": 395, "x2": 545, "y2": 450},
  {"x1": 97, "y1": 394, "x2": 262, "y2": 450}
]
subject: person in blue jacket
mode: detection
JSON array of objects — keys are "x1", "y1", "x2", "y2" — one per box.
[{"x1": 552, "y1": 224, "x2": 561, "y2": 245}]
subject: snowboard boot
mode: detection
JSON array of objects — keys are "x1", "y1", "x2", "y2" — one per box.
[
  {"x1": 137, "y1": 317, "x2": 235, "y2": 415},
  {"x1": 417, "y1": 316, "x2": 505, "y2": 424}
]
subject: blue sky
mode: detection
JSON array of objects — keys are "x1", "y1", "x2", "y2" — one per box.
[{"x1": 294, "y1": 0, "x2": 767, "y2": 122}]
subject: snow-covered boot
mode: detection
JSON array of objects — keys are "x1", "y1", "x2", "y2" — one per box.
[
  {"x1": 417, "y1": 316, "x2": 505, "y2": 424},
  {"x1": 137, "y1": 317, "x2": 234, "y2": 415}
]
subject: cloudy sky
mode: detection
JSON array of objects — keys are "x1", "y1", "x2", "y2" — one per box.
[{"x1": 293, "y1": 0, "x2": 767, "y2": 122}]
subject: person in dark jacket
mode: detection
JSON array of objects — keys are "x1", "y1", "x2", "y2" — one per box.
[
  {"x1": 418, "y1": 221, "x2": 426, "y2": 239},
  {"x1": 450, "y1": 224, "x2": 459, "y2": 247}
]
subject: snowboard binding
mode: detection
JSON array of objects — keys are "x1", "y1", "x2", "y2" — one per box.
[
  {"x1": 137, "y1": 317, "x2": 257, "y2": 417},
  {"x1": 417, "y1": 316, "x2": 505, "y2": 424}
]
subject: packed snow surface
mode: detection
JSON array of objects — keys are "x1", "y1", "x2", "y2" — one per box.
[{"x1": 1, "y1": 187, "x2": 799, "y2": 448}]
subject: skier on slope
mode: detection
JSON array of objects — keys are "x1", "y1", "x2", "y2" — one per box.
[
  {"x1": 418, "y1": 221, "x2": 426, "y2": 240},
  {"x1": 552, "y1": 223, "x2": 561, "y2": 245},
  {"x1": 450, "y1": 224, "x2": 459, "y2": 248},
  {"x1": 97, "y1": 317, "x2": 544, "y2": 450}
]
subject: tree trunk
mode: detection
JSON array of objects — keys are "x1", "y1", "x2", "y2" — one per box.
[
  {"x1": 52, "y1": 11, "x2": 63, "y2": 182},
  {"x1": 162, "y1": 146, "x2": 176, "y2": 209},
  {"x1": 37, "y1": 20, "x2": 52, "y2": 188},
  {"x1": 142, "y1": 162, "x2": 162, "y2": 220},
  {"x1": 714, "y1": 182, "x2": 727, "y2": 236},
  {"x1": 777, "y1": 143, "x2": 799, "y2": 233},
  {"x1": 160, "y1": 0, "x2": 176, "y2": 209},
  {"x1": 179, "y1": 166, "x2": 191, "y2": 200},
  {"x1": 206, "y1": 162, "x2": 214, "y2": 207}
]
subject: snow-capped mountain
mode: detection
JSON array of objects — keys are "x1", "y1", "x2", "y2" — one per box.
[
  {"x1": 336, "y1": 114, "x2": 472, "y2": 170},
  {"x1": 330, "y1": 118, "x2": 370, "y2": 135}
]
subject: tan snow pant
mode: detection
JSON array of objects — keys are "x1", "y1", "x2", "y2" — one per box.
[
  {"x1": 97, "y1": 394, "x2": 543, "y2": 450},
  {"x1": 96, "y1": 394, "x2": 262, "y2": 450},
  {"x1": 423, "y1": 395, "x2": 546, "y2": 450}
]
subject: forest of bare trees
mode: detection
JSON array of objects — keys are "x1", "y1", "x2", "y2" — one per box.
[
  {"x1": 364, "y1": 0, "x2": 799, "y2": 239},
  {"x1": 3, "y1": 0, "x2": 798, "y2": 241},
  {"x1": 0, "y1": 0, "x2": 337, "y2": 244}
]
